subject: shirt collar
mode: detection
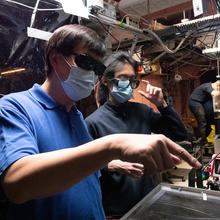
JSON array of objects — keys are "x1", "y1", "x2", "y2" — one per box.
[{"x1": 28, "y1": 84, "x2": 59, "y2": 109}]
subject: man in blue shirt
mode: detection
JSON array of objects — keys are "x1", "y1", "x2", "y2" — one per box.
[{"x1": 0, "y1": 24, "x2": 201, "y2": 220}]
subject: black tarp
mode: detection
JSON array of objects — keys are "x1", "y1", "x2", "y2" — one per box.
[{"x1": 0, "y1": 0, "x2": 78, "y2": 94}]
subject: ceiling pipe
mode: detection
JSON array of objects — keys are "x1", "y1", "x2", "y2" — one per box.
[{"x1": 130, "y1": 35, "x2": 138, "y2": 56}]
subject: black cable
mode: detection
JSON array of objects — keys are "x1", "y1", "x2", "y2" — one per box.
[
  {"x1": 166, "y1": 38, "x2": 212, "y2": 67},
  {"x1": 211, "y1": 30, "x2": 218, "y2": 48},
  {"x1": 95, "y1": 17, "x2": 121, "y2": 47},
  {"x1": 192, "y1": 0, "x2": 217, "y2": 49},
  {"x1": 183, "y1": 46, "x2": 215, "y2": 61},
  {"x1": 167, "y1": 0, "x2": 218, "y2": 67},
  {"x1": 216, "y1": 0, "x2": 220, "y2": 11},
  {"x1": 174, "y1": 0, "x2": 217, "y2": 49},
  {"x1": 167, "y1": 52, "x2": 211, "y2": 67}
]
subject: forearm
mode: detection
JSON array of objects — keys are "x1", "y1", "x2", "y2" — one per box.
[
  {"x1": 1, "y1": 133, "x2": 201, "y2": 204},
  {"x1": 1, "y1": 135, "x2": 119, "y2": 204}
]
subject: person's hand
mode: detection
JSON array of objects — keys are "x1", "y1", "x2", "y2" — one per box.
[
  {"x1": 211, "y1": 90, "x2": 220, "y2": 109},
  {"x1": 212, "y1": 80, "x2": 220, "y2": 91},
  {"x1": 216, "y1": 80, "x2": 220, "y2": 90},
  {"x1": 108, "y1": 160, "x2": 144, "y2": 178},
  {"x1": 112, "y1": 134, "x2": 201, "y2": 175},
  {"x1": 138, "y1": 80, "x2": 167, "y2": 107}
]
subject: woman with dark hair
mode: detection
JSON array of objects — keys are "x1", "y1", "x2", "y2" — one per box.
[
  {"x1": 97, "y1": 50, "x2": 139, "y2": 106},
  {"x1": 86, "y1": 50, "x2": 187, "y2": 219}
]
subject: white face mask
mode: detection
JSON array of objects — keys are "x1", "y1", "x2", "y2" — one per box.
[{"x1": 61, "y1": 65, "x2": 97, "y2": 101}]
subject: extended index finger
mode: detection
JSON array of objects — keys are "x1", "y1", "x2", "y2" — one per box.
[{"x1": 165, "y1": 138, "x2": 202, "y2": 169}]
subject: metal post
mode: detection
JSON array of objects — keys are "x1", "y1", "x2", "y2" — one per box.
[
  {"x1": 130, "y1": 35, "x2": 138, "y2": 56},
  {"x1": 30, "y1": 0, "x2": 41, "y2": 28}
]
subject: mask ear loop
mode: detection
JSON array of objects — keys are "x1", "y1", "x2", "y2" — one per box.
[
  {"x1": 63, "y1": 56, "x2": 73, "y2": 68},
  {"x1": 53, "y1": 56, "x2": 69, "y2": 83},
  {"x1": 54, "y1": 56, "x2": 72, "y2": 83},
  {"x1": 54, "y1": 68, "x2": 64, "y2": 83},
  {"x1": 64, "y1": 55, "x2": 98, "y2": 94}
]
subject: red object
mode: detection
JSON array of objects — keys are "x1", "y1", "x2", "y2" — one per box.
[
  {"x1": 138, "y1": 65, "x2": 143, "y2": 72},
  {"x1": 210, "y1": 154, "x2": 220, "y2": 178},
  {"x1": 114, "y1": 0, "x2": 121, "y2": 2}
]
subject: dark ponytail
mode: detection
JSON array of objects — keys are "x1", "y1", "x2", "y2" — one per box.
[{"x1": 98, "y1": 83, "x2": 109, "y2": 106}]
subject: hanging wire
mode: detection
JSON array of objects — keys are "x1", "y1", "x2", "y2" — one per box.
[
  {"x1": 167, "y1": 52, "x2": 211, "y2": 67},
  {"x1": 143, "y1": 28, "x2": 192, "y2": 54},
  {"x1": 95, "y1": 17, "x2": 121, "y2": 49},
  {"x1": 184, "y1": 46, "x2": 216, "y2": 61},
  {"x1": 196, "y1": 0, "x2": 218, "y2": 48},
  {"x1": 118, "y1": 8, "x2": 150, "y2": 27},
  {"x1": 5, "y1": 0, "x2": 63, "y2": 11},
  {"x1": 173, "y1": 60, "x2": 212, "y2": 79}
]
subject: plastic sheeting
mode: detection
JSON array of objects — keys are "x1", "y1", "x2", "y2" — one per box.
[
  {"x1": 0, "y1": 0, "x2": 78, "y2": 94},
  {"x1": 121, "y1": 183, "x2": 220, "y2": 220}
]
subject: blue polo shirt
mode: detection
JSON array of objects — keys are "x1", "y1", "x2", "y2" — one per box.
[{"x1": 0, "y1": 84, "x2": 105, "y2": 220}]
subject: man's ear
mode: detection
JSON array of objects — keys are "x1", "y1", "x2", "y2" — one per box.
[{"x1": 49, "y1": 50, "x2": 60, "y2": 69}]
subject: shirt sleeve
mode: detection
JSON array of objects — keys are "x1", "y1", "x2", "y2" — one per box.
[
  {"x1": 0, "y1": 106, "x2": 39, "y2": 176},
  {"x1": 149, "y1": 105, "x2": 187, "y2": 141}
]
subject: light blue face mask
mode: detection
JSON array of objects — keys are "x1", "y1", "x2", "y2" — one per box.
[
  {"x1": 61, "y1": 65, "x2": 97, "y2": 101},
  {"x1": 111, "y1": 81, "x2": 133, "y2": 103}
]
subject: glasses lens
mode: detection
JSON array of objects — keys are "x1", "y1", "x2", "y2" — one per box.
[
  {"x1": 75, "y1": 54, "x2": 106, "y2": 75},
  {"x1": 75, "y1": 54, "x2": 94, "y2": 70},
  {"x1": 118, "y1": 80, "x2": 130, "y2": 88},
  {"x1": 111, "y1": 78, "x2": 140, "y2": 89},
  {"x1": 112, "y1": 79, "x2": 130, "y2": 88}
]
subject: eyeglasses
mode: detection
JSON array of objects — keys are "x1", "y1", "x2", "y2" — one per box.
[
  {"x1": 74, "y1": 54, "x2": 106, "y2": 76},
  {"x1": 110, "y1": 78, "x2": 140, "y2": 89}
]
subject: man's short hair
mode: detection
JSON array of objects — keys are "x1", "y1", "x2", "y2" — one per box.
[{"x1": 45, "y1": 24, "x2": 106, "y2": 75}]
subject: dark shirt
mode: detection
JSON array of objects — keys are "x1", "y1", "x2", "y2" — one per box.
[
  {"x1": 189, "y1": 82, "x2": 213, "y2": 103},
  {"x1": 85, "y1": 101, "x2": 187, "y2": 217},
  {"x1": 189, "y1": 83, "x2": 214, "y2": 137},
  {"x1": 204, "y1": 99, "x2": 214, "y2": 125}
]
